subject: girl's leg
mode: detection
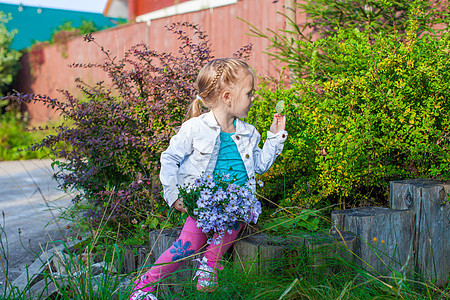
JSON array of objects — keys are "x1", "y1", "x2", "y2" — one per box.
[
  {"x1": 133, "y1": 216, "x2": 207, "y2": 294},
  {"x1": 203, "y1": 222, "x2": 244, "y2": 269},
  {"x1": 195, "y1": 222, "x2": 243, "y2": 291}
]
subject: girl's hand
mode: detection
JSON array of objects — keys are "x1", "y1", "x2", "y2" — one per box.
[
  {"x1": 269, "y1": 113, "x2": 286, "y2": 134},
  {"x1": 173, "y1": 198, "x2": 187, "y2": 214}
]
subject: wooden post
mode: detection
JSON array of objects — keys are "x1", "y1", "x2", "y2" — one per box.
[
  {"x1": 233, "y1": 232, "x2": 356, "y2": 277},
  {"x1": 148, "y1": 228, "x2": 199, "y2": 295},
  {"x1": 390, "y1": 179, "x2": 450, "y2": 287},
  {"x1": 332, "y1": 207, "x2": 415, "y2": 277},
  {"x1": 137, "y1": 246, "x2": 152, "y2": 270},
  {"x1": 301, "y1": 231, "x2": 356, "y2": 277},
  {"x1": 234, "y1": 234, "x2": 293, "y2": 274},
  {"x1": 233, "y1": 234, "x2": 265, "y2": 274},
  {"x1": 121, "y1": 247, "x2": 136, "y2": 274}
]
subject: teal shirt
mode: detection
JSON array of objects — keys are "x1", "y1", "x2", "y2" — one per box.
[{"x1": 213, "y1": 131, "x2": 248, "y2": 186}]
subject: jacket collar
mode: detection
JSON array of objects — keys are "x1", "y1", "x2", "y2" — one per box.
[
  {"x1": 201, "y1": 111, "x2": 252, "y2": 136},
  {"x1": 202, "y1": 111, "x2": 221, "y2": 129},
  {"x1": 235, "y1": 117, "x2": 252, "y2": 136}
]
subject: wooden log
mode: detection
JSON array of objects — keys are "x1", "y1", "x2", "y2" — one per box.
[
  {"x1": 233, "y1": 232, "x2": 356, "y2": 277},
  {"x1": 121, "y1": 247, "x2": 136, "y2": 274},
  {"x1": 233, "y1": 234, "x2": 264, "y2": 274},
  {"x1": 137, "y1": 246, "x2": 152, "y2": 270},
  {"x1": 29, "y1": 277, "x2": 64, "y2": 299},
  {"x1": 332, "y1": 207, "x2": 415, "y2": 277},
  {"x1": 147, "y1": 228, "x2": 198, "y2": 296},
  {"x1": 390, "y1": 179, "x2": 450, "y2": 287},
  {"x1": 233, "y1": 234, "x2": 289, "y2": 275},
  {"x1": 300, "y1": 231, "x2": 356, "y2": 275},
  {"x1": 148, "y1": 228, "x2": 182, "y2": 264},
  {"x1": 258, "y1": 235, "x2": 286, "y2": 273}
]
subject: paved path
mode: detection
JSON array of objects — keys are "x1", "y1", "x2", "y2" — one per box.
[{"x1": 0, "y1": 159, "x2": 72, "y2": 284}]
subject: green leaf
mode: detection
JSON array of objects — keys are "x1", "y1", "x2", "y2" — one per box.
[
  {"x1": 276, "y1": 100, "x2": 285, "y2": 114},
  {"x1": 149, "y1": 217, "x2": 159, "y2": 229}
]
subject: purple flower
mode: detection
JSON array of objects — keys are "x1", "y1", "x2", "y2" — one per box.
[
  {"x1": 245, "y1": 178, "x2": 256, "y2": 189},
  {"x1": 225, "y1": 202, "x2": 239, "y2": 214},
  {"x1": 214, "y1": 188, "x2": 226, "y2": 201},
  {"x1": 178, "y1": 174, "x2": 262, "y2": 244},
  {"x1": 227, "y1": 184, "x2": 238, "y2": 193},
  {"x1": 238, "y1": 187, "x2": 250, "y2": 198},
  {"x1": 229, "y1": 193, "x2": 238, "y2": 202},
  {"x1": 197, "y1": 197, "x2": 209, "y2": 208},
  {"x1": 194, "y1": 177, "x2": 204, "y2": 187},
  {"x1": 200, "y1": 189, "x2": 212, "y2": 199},
  {"x1": 206, "y1": 179, "x2": 215, "y2": 189}
]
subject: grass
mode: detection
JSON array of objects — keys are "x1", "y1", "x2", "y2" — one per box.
[
  {"x1": 0, "y1": 139, "x2": 448, "y2": 299},
  {"x1": 0, "y1": 212, "x2": 448, "y2": 300}
]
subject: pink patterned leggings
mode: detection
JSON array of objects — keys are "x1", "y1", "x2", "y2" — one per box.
[{"x1": 134, "y1": 216, "x2": 243, "y2": 292}]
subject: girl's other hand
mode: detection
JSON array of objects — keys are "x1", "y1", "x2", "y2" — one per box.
[
  {"x1": 269, "y1": 113, "x2": 286, "y2": 134},
  {"x1": 173, "y1": 198, "x2": 188, "y2": 214}
]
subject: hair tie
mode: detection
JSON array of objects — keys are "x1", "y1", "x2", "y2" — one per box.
[{"x1": 196, "y1": 95, "x2": 203, "y2": 101}]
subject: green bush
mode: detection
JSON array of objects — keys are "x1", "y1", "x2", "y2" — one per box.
[
  {"x1": 0, "y1": 12, "x2": 21, "y2": 96},
  {"x1": 0, "y1": 111, "x2": 50, "y2": 160},
  {"x1": 246, "y1": 0, "x2": 449, "y2": 81},
  {"x1": 50, "y1": 20, "x2": 100, "y2": 44},
  {"x1": 299, "y1": 0, "x2": 449, "y2": 37},
  {"x1": 248, "y1": 18, "x2": 450, "y2": 209}
]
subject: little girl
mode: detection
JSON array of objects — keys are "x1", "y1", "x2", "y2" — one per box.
[{"x1": 130, "y1": 58, "x2": 287, "y2": 300}]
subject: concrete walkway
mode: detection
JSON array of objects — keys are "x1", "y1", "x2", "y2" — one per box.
[{"x1": 0, "y1": 159, "x2": 72, "y2": 284}]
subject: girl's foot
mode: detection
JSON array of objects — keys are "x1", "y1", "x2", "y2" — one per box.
[
  {"x1": 130, "y1": 290, "x2": 158, "y2": 300},
  {"x1": 130, "y1": 275, "x2": 158, "y2": 300},
  {"x1": 194, "y1": 257, "x2": 221, "y2": 292}
]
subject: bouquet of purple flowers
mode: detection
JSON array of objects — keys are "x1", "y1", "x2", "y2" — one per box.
[{"x1": 178, "y1": 173, "x2": 263, "y2": 244}]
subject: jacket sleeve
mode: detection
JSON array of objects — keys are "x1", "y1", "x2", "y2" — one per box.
[
  {"x1": 253, "y1": 128, "x2": 288, "y2": 174},
  {"x1": 160, "y1": 121, "x2": 194, "y2": 207}
]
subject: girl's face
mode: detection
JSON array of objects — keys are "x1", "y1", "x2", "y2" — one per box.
[{"x1": 229, "y1": 72, "x2": 255, "y2": 119}]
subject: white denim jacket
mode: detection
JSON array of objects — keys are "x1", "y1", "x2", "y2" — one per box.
[{"x1": 160, "y1": 111, "x2": 288, "y2": 207}]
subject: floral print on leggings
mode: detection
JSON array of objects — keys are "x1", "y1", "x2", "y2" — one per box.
[{"x1": 170, "y1": 239, "x2": 195, "y2": 262}]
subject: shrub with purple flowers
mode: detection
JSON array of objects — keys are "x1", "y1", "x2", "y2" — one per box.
[
  {"x1": 178, "y1": 173, "x2": 263, "y2": 244},
  {"x1": 5, "y1": 22, "x2": 252, "y2": 238}
]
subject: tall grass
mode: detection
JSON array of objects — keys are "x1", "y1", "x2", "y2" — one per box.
[
  {"x1": 1, "y1": 216, "x2": 448, "y2": 300},
  {"x1": 0, "y1": 162, "x2": 447, "y2": 299}
]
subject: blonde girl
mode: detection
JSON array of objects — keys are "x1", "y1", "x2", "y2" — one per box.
[{"x1": 130, "y1": 58, "x2": 287, "y2": 300}]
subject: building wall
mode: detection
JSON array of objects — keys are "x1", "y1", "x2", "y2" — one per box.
[
  {"x1": 135, "y1": 0, "x2": 191, "y2": 16},
  {"x1": 16, "y1": 0, "x2": 303, "y2": 123}
]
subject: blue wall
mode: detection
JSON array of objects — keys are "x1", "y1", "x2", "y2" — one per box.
[{"x1": 0, "y1": 3, "x2": 119, "y2": 50}]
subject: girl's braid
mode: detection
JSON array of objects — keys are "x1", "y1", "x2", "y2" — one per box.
[{"x1": 200, "y1": 62, "x2": 225, "y2": 98}]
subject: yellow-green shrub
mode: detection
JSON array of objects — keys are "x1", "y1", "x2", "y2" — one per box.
[{"x1": 248, "y1": 20, "x2": 450, "y2": 209}]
